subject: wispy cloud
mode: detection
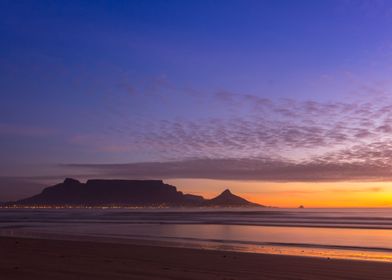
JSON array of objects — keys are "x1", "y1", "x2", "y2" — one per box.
[
  {"x1": 70, "y1": 89, "x2": 392, "y2": 159},
  {"x1": 64, "y1": 79, "x2": 392, "y2": 182},
  {"x1": 65, "y1": 155, "x2": 392, "y2": 182}
]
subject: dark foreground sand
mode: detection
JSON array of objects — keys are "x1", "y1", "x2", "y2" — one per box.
[{"x1": 1, "y1": 237, "x2": 392, "y2": 280}]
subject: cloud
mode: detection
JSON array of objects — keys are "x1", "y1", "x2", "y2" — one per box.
[
  {"x1": 64, "y1": 154, "x2": 392, "y2": 182},
  {"x1": 64, "y1": 81, "x2": 392, "y2": 182}
]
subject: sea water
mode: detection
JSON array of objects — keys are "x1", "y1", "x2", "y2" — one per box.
[{"x1": 1, "y1": 208, "x2": 392, "y2": 262}]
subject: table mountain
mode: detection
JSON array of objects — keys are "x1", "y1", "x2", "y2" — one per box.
[{"x1": 8, "y1": 178, "x2": 264, "y2": 207}]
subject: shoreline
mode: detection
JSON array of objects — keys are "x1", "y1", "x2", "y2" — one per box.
[
  {"x1": 1, "y1": 236, "x2": 392, "y2": 279},
  {"x1": 3, "y1": 208, "x2": 392, "y2": 263},
  {"x1": 2, "y1": 228, "x2": 392, "y2": 263}
]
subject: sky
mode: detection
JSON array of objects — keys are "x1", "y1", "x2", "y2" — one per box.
[{"x1": 2, "y1": 0, "x2": 392, "y2": 206}]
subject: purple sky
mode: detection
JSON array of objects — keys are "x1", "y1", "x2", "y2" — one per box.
[{"x1": 2, "y1": 0, "x2": 392, "y2": 201}]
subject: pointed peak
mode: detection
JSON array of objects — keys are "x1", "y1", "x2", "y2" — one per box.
[
  {"x1": 63, "y1": 178, "x2": 80, "y2": 184},
  {"x1": 206, "y1": 187, "x2": 263, "y2": 207},
  {"x1": 222, "y1": 189, "x2": 232, "y2": 195}
]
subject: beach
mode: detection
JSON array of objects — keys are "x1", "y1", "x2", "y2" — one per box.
[
  {"x1": 3, "y1": 208, "x2": 392, "y2": 262},
  {"x1": 1, "y1": 236, "x2": 392, "y2": 280}
]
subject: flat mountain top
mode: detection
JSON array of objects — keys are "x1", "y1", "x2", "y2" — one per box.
[{"x1": 9, "y1": 178, "x2": 264, "y2": 208}]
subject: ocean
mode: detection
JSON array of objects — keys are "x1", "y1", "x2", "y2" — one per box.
[{"x1": 1, "y1": 208, "x2": 392, "y2": 262}]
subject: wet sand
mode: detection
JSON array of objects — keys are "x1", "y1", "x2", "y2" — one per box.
[{"x1": 1, "y1": 236, "x2": 392, "y2": 280}]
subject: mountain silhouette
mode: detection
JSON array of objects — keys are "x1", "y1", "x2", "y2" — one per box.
[
  {"x1": 8, "y1": 178, "x2": 263, "y2": 208},
  {"x1": 205, "y1": 189, "x2": 261, "y2": 207}
]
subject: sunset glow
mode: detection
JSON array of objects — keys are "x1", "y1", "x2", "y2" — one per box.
[
  {"x1": 167, "y1": 179, "x2": 392, "y2": 208},
  {"x1": 2, "y1": 0, "x2": 392, "y2": 207},
  {"x1": 5, "y1": 3, "x2": 392, "y2": 279}
]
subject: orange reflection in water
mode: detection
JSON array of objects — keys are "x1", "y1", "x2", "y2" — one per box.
[{"x1": 157, "y1": 224, "x2": 392, "y2": 262}]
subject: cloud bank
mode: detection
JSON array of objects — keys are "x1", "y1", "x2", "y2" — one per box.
[
  {"x1": 63, "y1": 85, "x2": 392, "y2": 182},
  {"x1": 66, "y1": 155, "x2": 392, "y2": 182}
]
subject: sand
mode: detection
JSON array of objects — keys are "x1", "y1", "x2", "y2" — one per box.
[{"x1": 1, "y1": 236, "x2": 392, "y2": 280}]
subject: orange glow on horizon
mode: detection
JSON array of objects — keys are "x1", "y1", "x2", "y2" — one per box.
[{"x1": 166, "y1": 179, "x2": 392, "y2": 208}]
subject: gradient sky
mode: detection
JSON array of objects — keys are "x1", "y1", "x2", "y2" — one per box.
[{"x1": 2, "y1": 0, "x2": 392, "y2": 206}]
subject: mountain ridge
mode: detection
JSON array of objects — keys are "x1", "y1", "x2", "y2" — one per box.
[
  {"x1": 7, "y1": 178, "x2": 264, "y2": 208},
  {"x1": 205, "y1": 189, "x2": 260, "y2": 207}
]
